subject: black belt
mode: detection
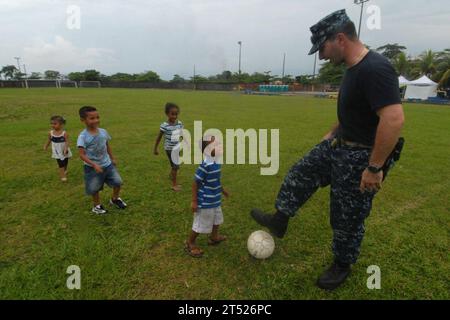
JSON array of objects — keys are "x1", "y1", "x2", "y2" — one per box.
[{"x1": 331, "y1": 137, "x2": 372, "y2": 149}]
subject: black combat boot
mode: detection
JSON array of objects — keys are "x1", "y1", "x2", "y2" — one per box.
[
  {"x1": 316, "y1": 261, "x2": 351, "y2": 291},
  {"x1": 250, "y1": 209, "x2": 289, "y2": 239}
]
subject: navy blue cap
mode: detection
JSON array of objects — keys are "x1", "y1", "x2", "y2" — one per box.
[{"x1": 308, "y1": 9, "x2": 352, "y2": 55}]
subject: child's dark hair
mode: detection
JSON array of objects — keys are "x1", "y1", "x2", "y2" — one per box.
[
  {"x1": 79, "y1": 106, "x2": 97, "y2": 119},
  {"x1": 50, "y1": 115, "x2": 66, "y2": 125},
  {"x1": 165, "y1": 102, "x2": 180, "y2": 115}
]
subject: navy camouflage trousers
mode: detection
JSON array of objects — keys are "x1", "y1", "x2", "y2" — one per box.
[{"x1": 275, "y1": 139, "x2": 376, "y2": 265}]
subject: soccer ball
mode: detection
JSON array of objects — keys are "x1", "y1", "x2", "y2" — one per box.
[{"x1": 247, "y1": 230, "x2": 275, "y2": 259}]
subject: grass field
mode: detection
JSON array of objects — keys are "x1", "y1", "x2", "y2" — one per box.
[{"x1": 0, "y1": 88, "x2": 449, "y2": 300}]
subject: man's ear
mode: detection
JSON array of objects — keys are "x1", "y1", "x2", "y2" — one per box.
[{"x1": 336, "y1": 33, "x2": 346, "y2": 45}]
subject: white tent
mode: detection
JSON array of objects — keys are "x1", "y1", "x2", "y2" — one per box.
[
  {"x1": 404, "y1": 75, "x2": 438, "y2": 100},
  {"x1": 398, "y1": 76, "x2": 410, "y2": 87}
]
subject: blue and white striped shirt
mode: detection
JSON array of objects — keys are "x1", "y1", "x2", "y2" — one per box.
[
  {"x1": 160, "y1": 121, "x2": 183, "y2": 150},
  {"x1": 195, "y1": 157, "x2": 222, "y2": 209}
]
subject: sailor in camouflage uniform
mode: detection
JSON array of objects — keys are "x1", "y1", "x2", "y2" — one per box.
[{"x1": 251, "y1": 9, "x2": 405, "y2": 290}]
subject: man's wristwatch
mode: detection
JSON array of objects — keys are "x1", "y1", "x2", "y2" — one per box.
[{"x1": 367, "y1": 165, "x2": 383, "y2": 173}]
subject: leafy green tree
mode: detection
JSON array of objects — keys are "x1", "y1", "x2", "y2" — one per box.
[
  {"x1": 44, "y1": 70, "x2": 60, "y2": 79},
  {"x1": 376, "y1": 43, "x2": 407, "y2": 61},
  {"x1": 68, "y1": 72, "x2": 85, "y2": 81},
  {"x1": 108, "y1": 73, "x2": 137, "y2": 82},
  {"x1": 393, "y1": 52, "x2": 410, "y2": 76},
  {"x1": 1, "y1": 65, "x2": 19, "y2": 80},
  {"x1": 136, "y1": 71, "x2": 161, "y2": 82},
  {"x1": 438, "y1": 69, "x2": 450, "y2": 88},
  {"x1": 435, "y1": 49, "x2": 450, "y2": 86},
  {"x1": 418, "y1": 50, "x2": 437, "y2": 77},
  {"x1": 170, "y1": 74, "x2": 186, "y2": 83},
  {"x1": 295, "y1": 75, "x2": 315, "y2": 85},
  {"x1": 318, "y1": 62, "x2": 345, "y2": 85},
  {"x1": 83, "y1": 69, "x2": 101, "y2": 81},
  {"x1": 190, "y1": 75, "x2": 208, "y2": 83},
  {"x1": 281, "y1": 75, "x2": 295, "y2": 84},
  {"x1": 29, "y1": 72, "x2": 42, "y2": 79}
]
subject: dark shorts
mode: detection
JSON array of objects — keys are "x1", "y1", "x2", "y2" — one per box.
[
  {"x1": 165, "y1": 149, "x2": 180, "y2": 170},
  {"x1": 56, "y1": 158, "x2": 69, "y2": 168},
  {"x1": 83, "y1": 164, "x2": 123, "y2": 195}
]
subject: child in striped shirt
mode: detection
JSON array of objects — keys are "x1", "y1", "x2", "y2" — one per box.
[
  {"x1": 154, "y1": 103, "x2": 184, "y2": 191},
  {"x1": 185, "y1": 136, "x2": 229, "y2": 258}
]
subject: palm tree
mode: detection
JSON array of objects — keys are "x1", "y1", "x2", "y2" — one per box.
[
  {"x1": 393, "y1": 52, "x2": 409, "y2": 76},
  {"x1": 438, "y1": 69, "x2": 450, "y2": 87},
  {"x1": 435, "y1": 49, "x2": 450, "y2": 87},
  {"x1": 418, "y1": 50, "x2": 437, "y2": 77}
]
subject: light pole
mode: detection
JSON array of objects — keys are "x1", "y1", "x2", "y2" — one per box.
[
  {"x1": 14, "y1": 57, "x2": 22, "y2": 73},
  {"x1": 354, "y1": 0, "x2": 369, "y2": 39},
  {"x1": 193, "y1": 64, "x2": 196, "y2": 90},
  {"x1": 23, "y1": 64, "x2": 29, "y2": 89},
  {"x1": 238, "y1": 41, "x2": 242, "y2": 75},
  {"x1": 282, "y1": 53, "x2": 286, "y2": 80}
]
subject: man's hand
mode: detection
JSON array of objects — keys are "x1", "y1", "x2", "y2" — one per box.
[
  {"x1": 93, "y1": 164, "x2": 103, "y2": 173},
  {"x1": 360, "y1": 169, "x2": 383, "y2": 193},
  {"x1": 191, "y1": 200, "x2": 198, "y2": 213},
  {"x1": 322, "y1": 122, "x2": 339, "y2": 141},
  {"x1": 153, "y1": 149, "x2": 159, "y2": 155},
  {"x1": 322, "y1": 132, "x2": 335, "y2": 141},
  {"x1": 111, "y1": 157, "x2": 117, "y2": 166},
  {"x1": 222, "y1": 188, "x2": 230, "y2": 199}
]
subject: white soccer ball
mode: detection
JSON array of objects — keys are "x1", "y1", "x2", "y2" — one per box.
[{"x1": 247, "y1": 230, "x2": 275, "y2": 259}]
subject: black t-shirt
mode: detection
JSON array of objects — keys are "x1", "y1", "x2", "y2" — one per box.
[{"x1": 337, "y1": 51, "x2": 401, "y2": 146}]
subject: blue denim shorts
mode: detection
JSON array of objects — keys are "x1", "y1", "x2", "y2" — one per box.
[{"x1": 83, "y1": 164, "x2": 123, "y2": 195}]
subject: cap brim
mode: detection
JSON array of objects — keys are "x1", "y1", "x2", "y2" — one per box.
[{"x1": 308, "y1": 42, "x2": 320, "y2": 55}]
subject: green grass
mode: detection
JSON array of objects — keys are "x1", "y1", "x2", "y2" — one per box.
[{"x1": 0, "y1": 88, "x2": 449, "y2": 299}]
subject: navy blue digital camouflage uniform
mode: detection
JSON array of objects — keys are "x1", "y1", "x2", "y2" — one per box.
[
  {"x1": 274, "y1": 9, "x2": 402, "y2": 266},
  {"x1": 275, "y1": 139, "x2": 375, "y2": 265}
]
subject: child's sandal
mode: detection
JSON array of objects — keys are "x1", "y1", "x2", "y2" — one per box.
[
  {"x1": 184, "y1": 241, "x2": 203, "y2": 258},
  {"x1": 208, "y1": 235, "x2": 227, "y2": 246}
]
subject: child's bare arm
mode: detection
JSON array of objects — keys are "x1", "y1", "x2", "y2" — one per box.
[
  {"x1": 79, "y1": 147, "x2": 103, "y2": 173},
  {"x1": 154, "y1": 131, "x2": 163, "y2": 155},
  {"x1": 191, "y1": 181, "x2": 199, "y2": 213},
  {"x1": 44, "y1": 132, "x2": 51, "y2": 150},
  {"x1": 106, "y1": 142, "x2": 117, "y2": 165},
  {"x1": 63, "y1": 132, "x2": 70, "y2": 155}
]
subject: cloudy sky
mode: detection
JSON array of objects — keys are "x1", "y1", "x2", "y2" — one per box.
[{"x1": 1, "y1": 0, "x2": 449, "y2": 80}]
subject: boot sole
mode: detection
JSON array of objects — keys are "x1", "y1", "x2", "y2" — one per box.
[{"x1": 316, "y1": 272, "x2": 351, "y2": 291}]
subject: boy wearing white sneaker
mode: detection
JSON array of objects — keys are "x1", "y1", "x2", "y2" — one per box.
[{"x1": 77, "y1": 106, "x2": 127, "y2": 214}]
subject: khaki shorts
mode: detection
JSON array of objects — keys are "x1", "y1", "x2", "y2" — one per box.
[{"x1": 192, "y1": 206, "x2": 224, "y2": 234}]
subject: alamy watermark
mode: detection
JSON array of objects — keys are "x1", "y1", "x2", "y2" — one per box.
[
  {"x1": 366, "y1": 265, "x2": 381, "y2": 290},
  {"x1": 366, "y1": 5, "x2": 382, "y2": 31},
  {"x1": 66, "y1": 265, "x2": 81, "y2": 290},
  {"x1": 168, "y1": 121, "x2": 279, "y2": 175},
  {"x1": 66, "y1": 5, "x2": 81, "y2": 30}
]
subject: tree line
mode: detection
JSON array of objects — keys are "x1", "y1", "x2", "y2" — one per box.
[
  {"x1": 307, "y1": 45, "x2": 450, "y2": 88},
  {"x1": 1, "y1": 45, "x2": 449, "y2": 88}
]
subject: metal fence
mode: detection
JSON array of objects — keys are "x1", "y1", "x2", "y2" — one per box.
[{"x1": 0, "y1": 80, "x2": 333, "y2": 92}]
